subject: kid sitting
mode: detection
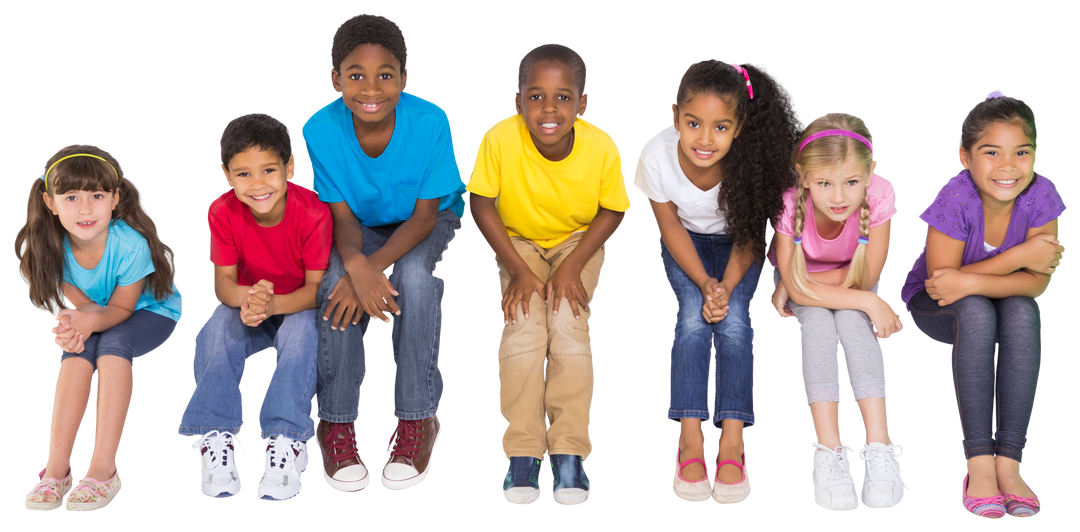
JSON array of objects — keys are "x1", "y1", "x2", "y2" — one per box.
[
  {"x1": 303, "y1": 14, "x2": 465, "y2": 492},
  {"x1": 468, "y1": 44, "x2": 629, "y2": 505},
  {"x1": 179, "y1": 114, "x2": 331, "y2": 501}
]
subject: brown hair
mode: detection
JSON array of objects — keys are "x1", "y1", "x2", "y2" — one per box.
[
  {"x1": 789, "y1": 114, "x2": 874, "y2": 299},
  {"x1": 15, "y1": 145, "x2": 175, "y2": 311}
]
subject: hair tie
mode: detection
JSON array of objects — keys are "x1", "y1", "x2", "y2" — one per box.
[
  {"x1": 984, "y1": 85, "x2": 1006, "y2": 99},
  {"x1": 42, "y1": 153, "x2": 118, "y2": 191},
  {"x1": 798, "y1": 129, "x2": 873, "y2": 155},
  {"x1": 731, "y1": 64, "x2": 753, "y2": 100},
  {"x1": 793, "y1": 236, "x2": 802, "y2": 245},
  {"x1": 857, "y1": 236, "x2": 869, "y2": 245}
]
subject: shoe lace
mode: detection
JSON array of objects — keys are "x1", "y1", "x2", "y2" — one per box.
[
  {"x1": 193, "y1": 430, "x2": 241, "y2": 469},
  {"x1": 387, "y1": 419, "x2": 422, "y2": 459},
  {"x1": 267, "y1": 436, "x2": 299, "y2": 471},
  {"x1": 859, "y1": 444, "x2": 907, "y2": 488},
  {"x1": 812, "y1": 443, "x2": 853, "y2": 482},
  {"x1": 323, "y1": 422, "x2": 360, "y2": 463}
]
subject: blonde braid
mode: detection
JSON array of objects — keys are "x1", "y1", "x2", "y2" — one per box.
[
  {"x1": 789, "y1": 185, "x2": 819, "y2": 299},
  {"x1": 842, "y1": 195, "x2": 872, "y2": 290}
]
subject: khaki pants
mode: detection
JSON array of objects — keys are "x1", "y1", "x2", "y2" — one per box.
[{"x1": 497, "y1": 233, "x2": 604, "y2": 459}]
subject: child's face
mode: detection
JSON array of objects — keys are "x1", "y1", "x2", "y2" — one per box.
[
  {"x1": 960, "y1": 121, "x2": 1035, "y2": 206},
  {"x1": 672, "y1": 93, "x2": 740, "y2": 173},
  {"x1": 799, "y1": 155, "x2": 875, "y2": 224},
  {"x1": 332, "y1": 44, "x2": 407, "y2": 127},
  {"x1": 222, "y1": 147, "x2": 294, "y2": 226},
  {"x1": 516, "y1": 59, "x2": 586, "y2": 161},
  {"x1": 43, "y1": 188, "x2": 119, "y2": 247}
]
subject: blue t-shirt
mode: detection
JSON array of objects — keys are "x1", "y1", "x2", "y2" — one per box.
[
  {"x1": 303, "y1": 93, "x2": 466, "y2": 227},
  {"x1": 63, "y1": 220, "x2": 182, "y2": 321}
]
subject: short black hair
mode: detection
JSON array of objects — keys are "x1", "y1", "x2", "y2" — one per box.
[
  {"x1": 332, "y1": 14, "x2": 407, "y2": 73},
  {"x1": 220, "y1": 114, "x2": 292, "y2": 168},
  {"x1": 518, "y1": 44, "x2": 586, "y2": 96},
  {"x1": 961, "y1": 93, "x2": 1037, "y2": 151}
]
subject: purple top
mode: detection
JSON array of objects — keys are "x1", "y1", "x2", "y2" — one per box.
[{"x1": 901, "y1": 170, "x2": 1065, "y2": 307}]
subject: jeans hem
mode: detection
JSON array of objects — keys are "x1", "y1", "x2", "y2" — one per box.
[
  {"x1": 318, "y1": 411, "x2": 358, "y2": 423},
  {"x1": 668, "y1": 409, "x2": 709, "y2": 421},
  {"x1": 179, "y1": 425, "x2": 241, "y2": 437},
  {"x1": 395, "y1": 408, "x2": 437, "y2": 421},
  {"x1": 712, "y1": 411, "x2": 754, "y2": 428},
  {"x1": 261, "y1": 428, "x2": 314, "y2": 441}
]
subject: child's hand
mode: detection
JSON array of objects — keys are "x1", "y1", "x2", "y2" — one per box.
[
  {"x1": 350, "y1": 260, "x2": 400, "y2": 323},
  {"x1": 699, "y1": 278, "x2": 731, "y2": 309},
  {"x1": 1020, "y1": 234, "x2": 1065, "y2": 274},
  {"x1": 55, "y1": 309, "x2": 95, "y2": 338},
  {"x1": 241, "y1": 280, "x2": 274, "y2": 327},
  {"x1": 324, "y1": 275, "x2": 362, "y2": 331},
  {"x1": 925, "y1": 268, "x2": 972, "y2": 306},
  {"x1": 503, "y1": 269, "x2": 546, "y2": 325},
  {"x1": 863, "y1": 293, "x2": 903, "y2": 338},
  {"x1": 548, "y1": 266, "x2": 589, "y2": 320},
  {"x1": 771, "y1": 283, "x2": 794, "y2": 317},
  {"x1": 701, "y1": 300, "x2": 728, "y2": 323},
  {"x1": 53, "y1": 315, "x2": 85, "y2": 353}
]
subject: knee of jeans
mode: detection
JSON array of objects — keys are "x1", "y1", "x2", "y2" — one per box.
[
  {"x1": 953, "y1": 295, "x2": 996, "y2": 321},
  {"x1": 197, "y1": 306, "x2": 240, "y2": 343},
  {"x1": 998, "y1": 296, "x2": 1040, "y2": 326},
  {"x1": 389, "y1": 254, "x2": 438, "y2": 290},
  {"x1": 549, "y1": 307, "x2": 590, "y2": 356},
  {"x1": 674, "y1": 304, "x2": 709, "y2": 334},
  {"x1": 279, "y1": 310, "x2": 318, "y2": 342}
]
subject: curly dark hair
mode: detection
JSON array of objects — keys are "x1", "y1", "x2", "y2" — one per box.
[
  {"x1": 961, "y1": 92, "x2": 1036, "y2": 151},
  {"x1": 332, "y1": 14, "x2": 406, "y2": 72},
  {"x1": 518, "y1": 44, "x2": 586, "y2": 95},
  {"x1": 221, "y1": 114, "x2": 292, "y2": 168},
  {"x1": 677, "y1": 61, "x2": 801, "y2": 258}
]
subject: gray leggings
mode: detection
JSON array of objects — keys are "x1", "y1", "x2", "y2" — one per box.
[{"x1": 778, "y1": 271, "x2": 886, "y2": 403}]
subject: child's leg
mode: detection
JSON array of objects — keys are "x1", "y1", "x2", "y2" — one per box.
[
  {"x1": 992, "y1": 296, "x2": 1040, "y2": 498},
  {"x1": 86, "y1": 355, "x2": 131, "y2": 480},
  {"x1": 833, "y1": 309, "x2": 889, "y2": 444},
  {"x1": 45, "y1": 357, "x2": 95, "y2": 480},
  {"x1": 316, "y1": 245, "x2": 375, "y2": 423},
  {"x1": 787, "y1": 301, "x2": 842, "y2": 447},
  {"x1": 497, "y1": 237, "x2": 551, "y2": 459},
  {"x1": 544, "y1": 234, "x2": 604, "y2": 459},
  {"x1": 260, "y1": 310, "x2": 319, "y2": 440}
]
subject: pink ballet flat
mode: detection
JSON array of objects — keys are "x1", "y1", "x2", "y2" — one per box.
[
  {"x1": 963, "y1": 475, "x2": 1005, "y2": 518},
  {"x1": 713, "y1": 454, "x2": 749, "y2": 504},
  {"x1": 673, "y1": 450, "x2": 711, "y2": 501},
  {"x1": 1001, "y1": 483, "x2": 1040, "y2": 517},
  {"x1": 26, "y1": 468, "x2": 72, "y2": 510}
]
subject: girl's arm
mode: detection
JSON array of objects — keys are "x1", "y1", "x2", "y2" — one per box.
[
  {"x1": 59, "y1": 279, "x2": 143, "y2": 335},
  {"x1": 925, "y1": 221, "x2": 1062, "y2": 277},
  {"x1": 648, "y1": 199, "x2": 721, "y2": 298}
]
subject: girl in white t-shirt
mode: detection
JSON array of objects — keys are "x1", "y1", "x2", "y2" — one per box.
[
  {"x1": 635, "y1": 60, "x2": 800, "y2": 503},
  {"x1": 767, "y1": 113, "x2": 904, "y2": 511}
]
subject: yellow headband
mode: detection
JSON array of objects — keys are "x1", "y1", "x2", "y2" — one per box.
[{"x1": 41, "y1": 153, "x2": 119, "y2": 191}]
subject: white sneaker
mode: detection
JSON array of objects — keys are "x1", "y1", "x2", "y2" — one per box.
[
  {"x1": 812, "y1": 443, "x2": 858, "y2": 511},
  {"x1": 859, "y1": 442, "x2": 905, "y2": 508},
  {"x1": 258, "y1": 436, "x2": 308, "y2": 501},
  {"x1": 193, "y1": 431, "x2": 240, "y2": 498}
]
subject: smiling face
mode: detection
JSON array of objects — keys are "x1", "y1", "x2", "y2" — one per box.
[
  {"x1": 332, "y1": 43, "x2": 407, "y2": 127},
  {"x1": 516, "y1": 59, "x2": 587, "y2": 161},
  {"x1": 960, "y1": 121, "x2": 1035, "y2": 207},
  {"x1": 673, "y1": 92, "x2": 740, "y2": 177},
  {"x1": 43, "y1": 188, "x2": 119, "y2": 248},
  {"x1": 800, "y1": 155, "x2": 876, "y2": 225},
  {"x1": 223, "y1": 146, "x2": 294, "y2": 226}
]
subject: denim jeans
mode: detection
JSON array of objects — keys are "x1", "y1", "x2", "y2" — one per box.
[
  {"x1": 179, "y1": 305, "x2": 318, "y2": 440},
  {"x1": 909, "y1": 290, "x2": 1040, "y2": 461},
  {"x1": 316, "y1": 209, "x2": 460, "y2": 422},
  {"x1": 61, "y1": 309, "x2": 176, "y2": 369},
  {"x1": 661, "y1": 233, "x2": 761, "y2": 427}
]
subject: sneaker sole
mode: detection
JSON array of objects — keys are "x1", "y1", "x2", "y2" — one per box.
[
  {"x1": 66, "y1": 485, "x2": 120, "y2": 511},
  {"x1": 815, "y1": 494, "x2": 858, "y2": 511},
  {"x1": 862, "y1": 487, "x2": 903, "y2": 508},
  {"x1": 26, "y1": 500, "x2": 64, "y2": 511},
  {"x1": 325, "y1": 469, "x2": 370, "y2": 491},
  {"x1": 554, "y1": 487, "x2": 589, "y2": 505},
  {"x1": 381, "y1": 430, "x2": 438, "y2": 490},
  {"x1": 504, "y1": 486, "x2": 540, "y2": 504}
]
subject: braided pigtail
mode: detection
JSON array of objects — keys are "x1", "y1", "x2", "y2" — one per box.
[
  {"x1": 789, "y1": 185, "x2": 818, "y2": 299},
  {"x1": 841, "y1": 195, "x2": 872, "y2": 290}
]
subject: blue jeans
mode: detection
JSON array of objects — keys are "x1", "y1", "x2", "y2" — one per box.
[
  {"x1": 909, "y1": 290, "x2": 1040, "y2": 461},
  {"x1": 661, "y1": 234, "x2": 761, "y2": 427},
  {"x1": 179, "y1": 305, "x2": 318, "y2": 440},
  {"x1": 61, "y1": 309, "x2": 176, "y2": 369},
  {"x1": 316, "y1": 209, "x2": 460, "y2": 422}
]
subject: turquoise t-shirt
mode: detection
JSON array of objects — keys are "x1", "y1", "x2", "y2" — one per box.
[
  {"x1": 63, "y1": 220, "x2": 182, "y2": 321},
  {"x1": 303, "y1": 92, "x2": 466, "y2": 227}
]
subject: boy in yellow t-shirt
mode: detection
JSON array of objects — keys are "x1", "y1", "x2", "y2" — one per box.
[{"x1": 468, "y1": 44, "x2": 629, "y2": 506}]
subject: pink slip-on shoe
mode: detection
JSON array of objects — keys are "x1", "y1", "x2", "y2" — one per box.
[
  {"x1": 67, "y1": 471, "x2": 121, "y2": 511},
  {"x1": 26, "y1": 468, "x2": 72, "y2": 510},
  {"x1": 713, "y1": 454, "x2": 749, "y2": 504},
  {"x1": 673, "y1": 450, "x2": 711, "y2": 501},
  {"x1": 1001, "y1": 484, "x2": 1040, "y2": 517},
  {"x1": 963, "y1": 475, "x2": 1005, "y2": 518}
]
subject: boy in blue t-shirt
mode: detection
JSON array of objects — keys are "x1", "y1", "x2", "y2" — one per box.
[{"x1": 303, "y1": 14, "x2": 465, "y2": 492}]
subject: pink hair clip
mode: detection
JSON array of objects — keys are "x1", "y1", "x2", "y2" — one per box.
[{"x1": 731, "y1": 64, "x2": 753, "y2": 100}]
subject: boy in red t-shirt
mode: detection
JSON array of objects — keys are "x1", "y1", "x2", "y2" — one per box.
[{"x1": 179, "y1": 114, "x2": 332, "y2": 501}]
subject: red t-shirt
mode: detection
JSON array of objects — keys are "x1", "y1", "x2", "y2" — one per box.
[{"x1": 209, "y1": 182, "x2": 332, "y2": 295}]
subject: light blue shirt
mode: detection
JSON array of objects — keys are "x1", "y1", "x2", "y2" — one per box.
[{"x1": 63, "y1": 220, "x2": 182, "y2": 321}]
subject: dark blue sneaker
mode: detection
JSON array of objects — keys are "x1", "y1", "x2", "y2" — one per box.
[
  {"x1": 503, "y1": 456, "x2": 542, "y2": 504},
  {"x1": 551, "y1": 454, "x2": 590, "y2": 504}
]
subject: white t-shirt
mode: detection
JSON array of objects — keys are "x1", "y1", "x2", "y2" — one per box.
[{"x1": 634, "y1": 127, "x2": 727, "y2": 234}]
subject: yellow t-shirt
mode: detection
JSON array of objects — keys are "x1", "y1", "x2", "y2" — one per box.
[{"x1": 467, "y1": 115, "x2": 630, "y2": 248}]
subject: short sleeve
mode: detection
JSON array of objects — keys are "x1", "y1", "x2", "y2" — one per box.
[
  {"x1": 633, "y1": 155, "x2": 668, "y2": 203},
  {"x1": 919, "y1": 174, "x2": 979, "y2": 242},
  {"x1": 301, "y1": 203, "x2": 333, "y2": 271},
  {"x1": 209, "y1": 203, "x2": 239, "y2": 266},
  {"x1": 116, "y1": 238, "x2": 155, "y2": 287},
  {"x1": 868, "y1": 179, "x2": 897, "y2": 228},
  {"x1": 466, "y1": 132, "x2": 501, "y2": 198},
  {"x1": 598, "y1": 145, "x2": 630, "y2": 212},
  {"x1": 774, "y1": 187, "x2": 798, "y2": 236},
  {"x1": 418, "y1": 114, "x2": 465, "y2": 200},
  {"x1": 1026, "y1": 176, "x2": 1067, "y2": 228}
]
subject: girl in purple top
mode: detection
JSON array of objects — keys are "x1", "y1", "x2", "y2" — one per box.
[{"x1": 903, "y1": 93, "x2": 1065, "y2": 519}]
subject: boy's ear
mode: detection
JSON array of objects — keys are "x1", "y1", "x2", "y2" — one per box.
[
  {"x1": 42, "y1": 192, "x2": 57, "y2": 215},
  {"x1": 672, "y1": 104, "x2": 680, "y2": 131},
  {"x1": 577, "y1": 93, "x2": 587, "y2": 116},
  {"x1": 400, "y1": 69, "x2": 407, "y2": 91},
  {"x1": 959, "y1": 146, "x2": 972, "y2": 170},
  {"x1": 331, "y1": 69, "x2": 343, "y2": 92},
  {"x1": 221, "y1": 164, "x2": 235, "y2": 187},
  {"x1": 515, "y1": 93, "x2": 522, "y2": 115},
  {"x1": 285, "y1": 155, "x2": 295, "y2": 181},
  {"x1": 218, "y1": 162, "x2": 233, "y2": 187}
]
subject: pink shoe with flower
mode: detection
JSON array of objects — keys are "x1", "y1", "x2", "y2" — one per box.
[
  {"x1": 66, "y1": 471, "x2": 121, "y2": 511},
  {"x1": 26, "y1": 468, "x2": 72, "y2": 510},
  {"x1": 997, "y1": 476, "x2": 1041, "y2": 517}
]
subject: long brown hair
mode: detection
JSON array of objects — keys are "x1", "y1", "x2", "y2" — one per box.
[{"x1": 15, "y1": 145, "x2": 175, "y2": 312}]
